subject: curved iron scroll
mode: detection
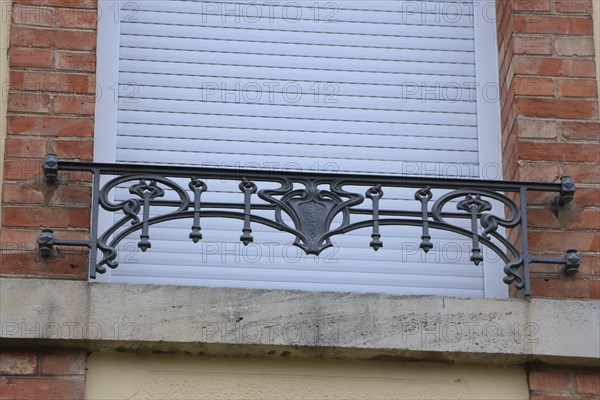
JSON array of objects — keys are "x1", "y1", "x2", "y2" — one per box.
[{"x1": 38, "y1": 153, "x2": 580, "y2": 296}]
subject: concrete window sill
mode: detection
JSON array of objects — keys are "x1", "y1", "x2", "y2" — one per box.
[{"x1": 0, "y1": 278, "x2": 598, "y2": 367}]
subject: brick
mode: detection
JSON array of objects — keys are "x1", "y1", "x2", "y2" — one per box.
[
  {"x1": 0, "y1": 227, "x2": 89, "y2": 245},
  {"x1": 512, "y1": 77, "x2": 554, "y2": 96},
  {"x1": 561, "y1": 122, "x2": 600, "y2": 140},
  {"x1": 498, "y1": 46, "x2": 514, "y2": 87},
  {"x1": 563, "y1": 164, "x2": 600, "y2": 183},
  {"x1": 11, "y1": 26, "x2": 96, "y2": 51},
  {"x1": 530, "y1": 277, "x2": 595, "y2": 299},
  {"x1": 7, "y1": 115, "x2": 94, "y2": 137},
  {"x1": 517, "y1": 141, "x2": 600, "y2": 163},
  {"x1": 503, "y1": 135, "x2": 520, "y2": 179},
  {"x1": 516, "y1": 98, "x2": 598, "y2": 119},
  {"x1": 573, "y1": 255, "x2": 599, "y2": 276},
  {"x1": 512, "y1": 36, "x2": 553, "y2": 55},
  {"x1": 49, "y1": 184, "x2": 91, "y2": 205},
  {"x1": 55, "y1": 51, "x2": 96, "y2": 72},
  {"x1": 0, "y1": 352, "x2": 38, "y2": 375},
  {"x1": 556, "y1": 79, "x2": 598, "y2": 98},
  {"x1": 2, "y1": 207, "x2": 90, "y2": 228},
  {"x1": 528, "y1": 231, "x2": 600, "y2": 252},
  {"x1": 0, "y1": 250, "x2": 89, "y2": 279},
  {"x1": 576, "y1": 372, "x2": 600, "y2": 394},
  {"x1": 54, "y1": 140, "x2": 93, "y2": 160},
  {"x1": 41, "y1": 352, "x2": 86, "y2": 376},
  {"x1": 3, "y1": 181, "x2": 91, "y2": 206},
  {"x1": 0, "y1": 228, "x2": 89, "y2": 246},
  {"x1": 515, "y1": 119, "x2": 558, "y2": 139},
  {"x1": 3, "y1": 159, "x2": 45, "y2": 180},
  {"x1": 52, "y1": 94, "x2": 96, "y2": 115},
  {"x1": 12, "y1": 4, "x2": 54, "y2": 27},
  {"x1": 528, "y1": 369, "x2": 575, "y2": 392},
  {"x1": 7, "y1": 92, "x2": 50, "y2": 114},
  {"x1": 502, "y1": 99, "x2": 518, "y2": 138},
  {"x1": 5, "y1": 137, "x2": 93, "y2": 159},
  {"x1": 3, "y1": 161, "x2": 37, "y2": 183},
  {"x1": 528, "y1": 208, "x2": 600, "y2": 229},
  {"x1": 573, "y1": 188, "x2": 600, "y2": 208},
  {"x1": 4, "y1": 137, "x2": 48, "y2": 158},
  {"x1": 12, "y1": 0, "x2": 97, "y2": 9},
  {"x1": 531, "y1": 396, "x2": 598, "y2": 400},
  {"x1": 55, "y1": 8, "x2": 97, "y2": 29},
  {"x1": 527, "y1": 208, "x2": 560, "y2": 228},
  {"x1": 498, "y1": 0, "x2": 511, "y2": 24},
  {"x1": 0, "y1": 377, "x2": 85, "y2": 400},
  {"x1": 502, "y1": 131, "x2": 518, "y2": 172},
  {"x1": 516, "y1": 162, "x2": 561, "y2": 182},
  {"x1": 2, "y1": 181, "x2": 46, "y2": 204},
  {"x1": 513, "y1": 15, "x2": 593, "y2": 35},
  {"x1": 554, "y1": 37, "x2": 595, "y2": 57},
  {"x1": 591, "y1": 279, "x2": 600, "y2": 299},
  {"x1": 513, "y1": 57, "x2": 596, "y2": 77},
  {"x1": 9, "y1": 47, "x2": 53, "y2": 68},
  {"x1": 554, "y1": 0, "x2": 593, "y2": 13},
  {"x1": 512, "y1": 0, "x2": 551, "y2": 11},
  {"x1": 10, "y1": 71, "x2": 95, "y2": 94}
]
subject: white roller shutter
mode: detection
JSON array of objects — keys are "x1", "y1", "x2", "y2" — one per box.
[{"x1": 95, "y1": 0, "x2": 504, "y2": 297}]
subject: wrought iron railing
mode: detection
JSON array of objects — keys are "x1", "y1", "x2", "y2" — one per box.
[{"x1": 38, "y1": 153, "x2": 580, "y2": 296}]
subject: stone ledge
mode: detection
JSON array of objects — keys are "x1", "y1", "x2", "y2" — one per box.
[{"x1": 1, "y1": 278, "x2": 598, "y2": 366}]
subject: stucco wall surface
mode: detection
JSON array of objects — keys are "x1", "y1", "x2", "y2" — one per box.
[{"x1": 85, "y1": 353, "x2": 529, "y2": 400}]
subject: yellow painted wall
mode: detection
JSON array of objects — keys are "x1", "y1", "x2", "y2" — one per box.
[
  {"x1": 86, "y1": 353, "x2": 529, "y2": 400},
  {"x1": 0, "y1": 0, "x2": 11, "y2": 221}
]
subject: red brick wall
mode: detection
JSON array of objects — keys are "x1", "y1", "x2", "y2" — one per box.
[
  {"x1": 497, "y1": 1, "x2": 600, "y2": 399},
  {"x1": 2, "y1": 3, "x2": 595, "y2": 292},
  {"x1": 0, "y1": 1, "x2": 598, "y2": 400},
  {"x1": 0, "y1": 349, "x2": 86, "y2": 400},
  {"x1": 1, "y1": 0, "x2": 97, "y2": 280},
  {"x1": 528, "y1": 367, "x2": 600, "y2": 400},
  {"x1": 3, "y1": 0, "x2": 595, "y2": 291},
  {"x1": 497, "y1": 0, "x2": 600, "y2": 300},
  {"x1": 0, "y1": 2, "x2": 96, "y2": 397}
]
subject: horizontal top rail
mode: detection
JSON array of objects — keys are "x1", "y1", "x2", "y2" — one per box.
[{"x1": 45, "y1": 154, "x2": 569, "y2": 194}]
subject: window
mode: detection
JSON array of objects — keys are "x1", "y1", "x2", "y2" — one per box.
[{"x1": 94, "y1": 0, "x2": 504, "y2": 297}]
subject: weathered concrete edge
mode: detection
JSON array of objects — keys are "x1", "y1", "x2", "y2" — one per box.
[{"x1": 1, "y1": 278, "x2": 598, "y2": 366}]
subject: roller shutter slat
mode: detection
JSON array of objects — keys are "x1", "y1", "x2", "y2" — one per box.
[
  {"x1": 132, "y1": 1, "x2": 475, "y2": 19},
  {"x1": 111, "y1": 0, "x2": 489, "y2": 296},
  {"x1": 120, "y1": 86, "x2": 477, "y2": 113},
  {"x1": 117, "y1": 125, "x2": 478, "y2": 148},
  {"x1": 120, "y1": 49, "x2": 476, "y2": 76},
  {"x1": 128, "y1": 11, "x2": 475, "y2": 38},
  {"x1": 119, "y1": 38, "x2": 474, "y2": 63}
]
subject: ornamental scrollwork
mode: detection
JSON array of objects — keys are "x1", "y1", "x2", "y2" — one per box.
[
  {"x1": 258, "y1": 179, "x2": 364, "y2": 255},
  {"x1": 38, "y1": 153, "x2": 581, "y2": 296},
  {"x1": 96, "y1": 175, "x2": 191, "y2": 272}
]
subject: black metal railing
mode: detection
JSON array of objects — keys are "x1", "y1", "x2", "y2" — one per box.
[{"x1": 38, "y1": 153, "x2": 580, "y2": 296}]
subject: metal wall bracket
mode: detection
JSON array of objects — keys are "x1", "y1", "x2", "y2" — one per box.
[
  {"x1": 563, "y1": 249, "x2": 581, "y2": 276},
  {"x1": 559, "y1": 176, "x2": 576, "y2": 206},
  {"x1": 37, "y1": 154, "x2": 581, "y2": 296},
  {"x1": 43, "y1": 153, "x2": 59, "y2": 184},
  {"x1": 37, "y1": 228, "x2": 55, "y2": 257}
]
